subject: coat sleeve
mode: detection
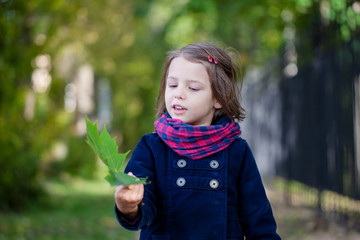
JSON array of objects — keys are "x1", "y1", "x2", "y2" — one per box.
[
  {"x1": 115, "y1": 134, "x2": 157, "y2": 230},
  {"x1": 238, "y1": 141, "x2": 281, "y2": 240}
]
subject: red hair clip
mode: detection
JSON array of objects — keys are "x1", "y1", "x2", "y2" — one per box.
[{"x1": 207, "y1": 53, "x2": 218, "y2": 65}]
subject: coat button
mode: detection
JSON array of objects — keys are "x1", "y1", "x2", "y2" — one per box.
[
  {"x1": 176, "y1": 177, "x2": 186, "y2": 187},
  {"x1": 209, "y1": 160, "x2": 219, "y2": 169},
  {"x1": 209, "y1": 179, "x2": 219, "y2": 189},
  {"x1": 177, "y1": 159, "x2": 187, "y2": 168}
]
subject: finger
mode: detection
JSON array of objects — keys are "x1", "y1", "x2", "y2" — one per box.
[
  {"x1": 115, "y1": 185, "x2": 125, "y2": 193},
  {"x1": 114, "y1": 185, "x2": 123, "y2": 198},
  {"x1": 126, "y1": 183, "x2": 139, "y2": 201},
  {"x1": 132, "y1": 183, "x2": 141, "y2": 198},
  {"x1": 125, "y1": 183, "x2": 141, "y2": 203},
  {"x1": 136, "y1": 184, "x2": 144, "y2": 200},
  {"x1": 132, "y1": 183, "x2": 144, "y2": 202},
  {"x1": 115, "y1": 185, "x2": 132, "y2": 201},
  {"x1": 128, "y1": 172, "x2": 141, "y2": 182},
  {"x1": 115, "y1": 185, "x2": 130, "y2": 194}
]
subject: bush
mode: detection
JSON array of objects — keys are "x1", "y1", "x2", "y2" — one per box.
[
  {"x1": 62, "y1": 136, "x2": 98, "y2": 179},
  {"x1": 0, "y1": 110, "x2": 48, "y2": 211}
]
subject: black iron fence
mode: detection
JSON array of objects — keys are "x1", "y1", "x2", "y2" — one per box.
[
  {"x1": 243, "y1": 32, "x2": 360, "y2": 230},
  {"x1": 277, "y1": 36, "x2": 360, "y2": 228},
  {"x1": 279, "y1": 38, "x2": 359, "y2": 199}
]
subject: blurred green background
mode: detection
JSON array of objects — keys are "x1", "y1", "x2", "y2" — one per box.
[{"x1": 1, "y1": 0, "x2": 359, "y2": 239}]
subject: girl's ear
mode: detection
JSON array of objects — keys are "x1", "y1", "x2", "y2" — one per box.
[{"x1": 214, "y1": 100, "x2": 222, "y2": 109}]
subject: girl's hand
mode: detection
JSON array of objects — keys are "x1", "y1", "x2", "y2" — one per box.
[{"x1": 114, "y1": 172, "x2": 144, "y2": 220}]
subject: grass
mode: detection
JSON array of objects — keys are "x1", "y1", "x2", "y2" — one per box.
[
  {"x1": 266, "y1": 177, "x2": 360, "y2": 239},
  {"x1": 3, "y1": 171, "x2": 359, "y2": 240},
  {"x1": 0, "y1": 169, "x2": 137, "y2": 240}
]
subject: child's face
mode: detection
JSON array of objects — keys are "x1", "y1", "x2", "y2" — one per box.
[{"x1": 165, "y1": 57, "x2": 221, "y2": 126}]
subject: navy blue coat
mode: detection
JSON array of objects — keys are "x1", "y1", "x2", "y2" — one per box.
[{"x1": 115, "y1": 133, "x2": 281, "y2": 240}]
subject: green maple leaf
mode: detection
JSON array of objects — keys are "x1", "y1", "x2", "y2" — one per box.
[{"x1": 85, "y1": 116, "x2": 148, "y2": 186}]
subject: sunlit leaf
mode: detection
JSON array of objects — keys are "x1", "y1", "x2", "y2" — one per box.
[{"x1": 85, "y1": 116, "x2": 148, "y2": 186}]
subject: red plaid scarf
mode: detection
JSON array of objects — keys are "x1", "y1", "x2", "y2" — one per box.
[{"x1": 154, "y1": 113, "x2": 241, "y2": 160}]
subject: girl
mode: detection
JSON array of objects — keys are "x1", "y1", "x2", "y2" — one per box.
[{"x1": 114, "y1": 42, "x2": 281, "y2": 240}]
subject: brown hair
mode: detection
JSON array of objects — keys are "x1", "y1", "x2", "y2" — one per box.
[{"x1": 155, "y1": 42, "x2": 245, "y2": 122}]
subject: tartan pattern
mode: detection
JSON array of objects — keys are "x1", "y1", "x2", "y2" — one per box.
[{"x1": 154, "y1": 113, "x2": 241, "y2": 160}]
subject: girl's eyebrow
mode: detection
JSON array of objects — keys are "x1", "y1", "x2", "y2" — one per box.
[
  {"x1": 167, "y1": 76, "x2": 178, "y2": 80},
  {"x1": 167, "y1": 76, "x2": 204, "y2": 85}
]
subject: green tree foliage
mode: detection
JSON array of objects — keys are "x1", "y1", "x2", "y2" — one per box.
[
  {"x1": 0, "y1": 0, "x2": 358, "y2": 210},
  {"x1": 0, "y1": 0, "x2": 81, "y2": 210}
]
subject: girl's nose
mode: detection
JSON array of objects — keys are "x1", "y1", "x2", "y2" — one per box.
[
  {"x1": 175, "y1": 94, "x2": 184, "y2": 99},
  {"x1": 174, "y1": 87, "x2": 185, "y2": 99}
]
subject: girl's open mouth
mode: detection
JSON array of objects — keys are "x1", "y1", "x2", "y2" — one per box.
[{"x1": 172, "y1": 104, "x2": 187, "y2": 114}]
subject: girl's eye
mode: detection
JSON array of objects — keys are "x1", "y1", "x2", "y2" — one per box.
[
  {"x1": 189, "y1": 87, "x2": 199, "y2": 91},
  {"x1": 168, "y1": 84, "x2": 177, "y2": 88}
]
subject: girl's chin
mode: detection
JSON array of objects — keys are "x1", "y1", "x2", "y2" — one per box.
[{"x1": 169, "y1": 115, "x2": 188, "y2": 124}]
